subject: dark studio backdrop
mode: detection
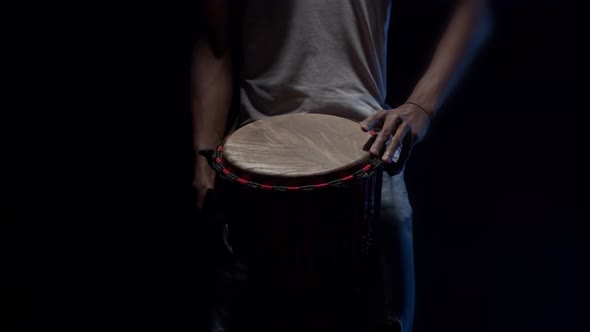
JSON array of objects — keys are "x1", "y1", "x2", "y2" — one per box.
[{"x1": 4, "y1": 0, "x2": 588, "y2": 331}]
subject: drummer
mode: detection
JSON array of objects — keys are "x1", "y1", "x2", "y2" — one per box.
[{"x1": 192, "y1": 1, "x2": 491, "y2": 331}]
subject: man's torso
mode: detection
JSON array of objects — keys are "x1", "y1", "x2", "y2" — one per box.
[{"x1": 237, "y1": 0, "x2": 392, "y2": 127}]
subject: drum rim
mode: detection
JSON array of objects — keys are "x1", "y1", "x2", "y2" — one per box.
[{"x1": 207, "y1": 135, "x2": 384, "y2": 191}]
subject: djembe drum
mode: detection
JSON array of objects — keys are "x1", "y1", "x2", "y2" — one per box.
[{"x1": 202, "y1": 113, "x2": 385, "y2": 331}]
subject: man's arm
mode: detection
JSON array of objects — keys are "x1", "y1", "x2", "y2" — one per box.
[
  {"x1": 191, "y1": 0, "x2": 232, "y2": 208},
  {"x1": 406, "y1": 0, "x2": 492, "y2": 115},
  {"x1": 361, "y1": 0, "x2": 492, "y2": 165}
]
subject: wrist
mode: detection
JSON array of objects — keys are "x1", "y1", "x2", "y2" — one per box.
[
  {"x1": 194, "y1": 132, "x2": 226, "y2": 154},
  {"x1": 404, "y1": 101, "x2": 434, "y2": 118},
  {"x1": 406, "y1": 77, "x2": 443, "y2": 117},
  {"x1": 194, "y1": 143, "x2": 219, "y2": 154}
]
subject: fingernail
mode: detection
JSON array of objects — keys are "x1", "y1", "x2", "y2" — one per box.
[{"x1": 371, "y1": 149, "x2": 378, "y2": 155}]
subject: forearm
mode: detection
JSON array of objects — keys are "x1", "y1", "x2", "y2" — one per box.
[
  {"x1": 191, "y1": 39, "x2": 232, "y2": 152},
  {"x1": 407, "y1": 0, "x2": 491, "y2": 115},
  {"x1": 191, "y1": 0, "x2": 232, "y2": 153}
]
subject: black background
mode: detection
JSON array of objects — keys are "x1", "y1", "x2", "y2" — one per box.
[{"x1": 4, "y1": 1, "x2": 589, "y2": 331}]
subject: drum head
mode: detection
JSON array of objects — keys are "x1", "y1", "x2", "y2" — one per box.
[{"x1": 222, "y1": 114, "x2": 373, "y2": 184}]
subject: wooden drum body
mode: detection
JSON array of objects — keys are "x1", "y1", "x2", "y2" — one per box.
[{"x1": 205, "y1": 114, "x2": 384, "y2": 330}]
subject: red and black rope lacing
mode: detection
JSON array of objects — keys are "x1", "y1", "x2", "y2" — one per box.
[{"x1": 199, "y1": 134, "x2": 385, "y2": 192}]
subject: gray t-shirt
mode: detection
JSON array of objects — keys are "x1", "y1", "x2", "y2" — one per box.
[{"x1": 238, "y1": 0, "x2": 392, "y2": 127}]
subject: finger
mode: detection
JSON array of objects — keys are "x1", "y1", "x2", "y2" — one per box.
[
  {"x1": 362, "y1": 133, "x2": 377, "y2": 152},
  {"x1": 360, "y1": 111, "x2": 386, "y2": 132},
  {"x1": 369, "y1": 115, "x2": 399, "y2": 156},
  {"x1": 382, "y1": 124, "x2": 409, "y2": 163},
  {"x1": 359, "y1": 113, "x2": 376, "y2": 132}
]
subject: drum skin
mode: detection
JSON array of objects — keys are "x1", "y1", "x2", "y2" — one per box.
[
  {"x1": 223, "y1": 114, "x2": 372, "y2": 182},
  {"x1": 212, "y1": 114, "x2": 384, "y2": 331}
]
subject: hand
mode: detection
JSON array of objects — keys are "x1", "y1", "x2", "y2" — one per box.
[
  {"x1": 359, "y1": 103, "x2": 431, "y2": 165},
  {"x1": 194, "y1": 155, "x2": 217, "y2": 210}
]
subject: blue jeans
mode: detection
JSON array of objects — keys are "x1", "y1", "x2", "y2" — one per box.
[{"x1": 378, "y1": 172, "x2": 415, "y2": 332}]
